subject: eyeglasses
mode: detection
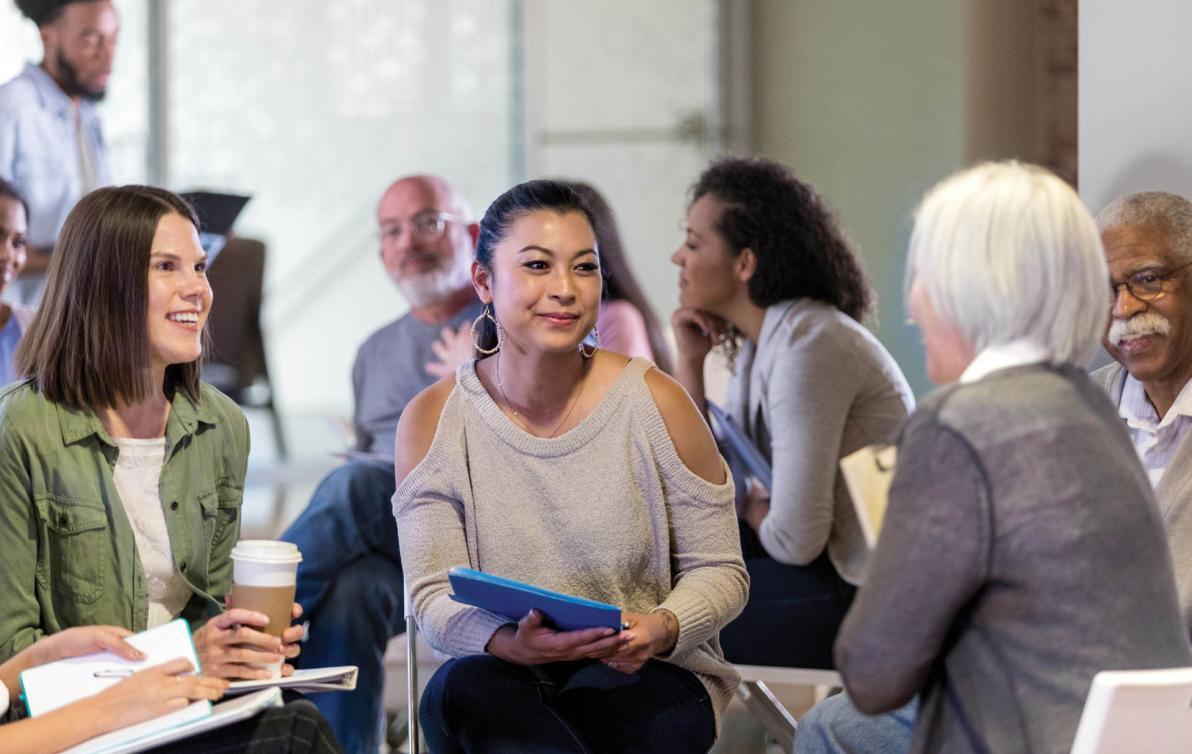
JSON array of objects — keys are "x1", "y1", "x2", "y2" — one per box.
[
  {"x1": 378, "y1": 211, "x2": 462, "y2": 245},
  {"x1": 1110, "y1": 260, "x2": 1192, "y2": 305}
]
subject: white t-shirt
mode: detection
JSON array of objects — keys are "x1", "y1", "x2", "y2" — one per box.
[{"x1": 112, "y1": 437, "x2": 192, "y2": 627}]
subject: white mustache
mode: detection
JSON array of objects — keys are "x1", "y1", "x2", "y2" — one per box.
[{"x1": 1107, "y1": 312, "x2": 1172, "y2": 347}]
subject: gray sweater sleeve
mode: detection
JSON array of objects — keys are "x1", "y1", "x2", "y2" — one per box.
[
  {"x1": 834, "y1": 413, "x2": 990, "y2": 713},
  {"x1": 759, "y1": 329, "x2": 864, "y2": 564},
  {"x1": 654, "y1": 458, "x2": 750, "y2": 658},
  {"x1": 393, "y1": 453, "x2": 509, "y2": 657}
]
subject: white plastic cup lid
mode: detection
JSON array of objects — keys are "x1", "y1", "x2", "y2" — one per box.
[{"x1": 230, "y1": 540, "x2": 302, "y2": 564}]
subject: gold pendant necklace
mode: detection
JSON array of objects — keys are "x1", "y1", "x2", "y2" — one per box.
[{"x1": 495, "y1": 352, "x2": 589, "y2": 438}]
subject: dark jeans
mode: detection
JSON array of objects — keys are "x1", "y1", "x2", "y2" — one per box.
[
  {"x1": 147, "y1": 699, "x2": 345, "y2": 754},
  {"x1": 719, "y1": 521, "x2": 856, "y2": 669},
  {"x1": 281, "y1": 461, "x2": 405, "y2": 754},
  {"x1": 420, "y1": 656, "x2": 716, "y2": 754}
]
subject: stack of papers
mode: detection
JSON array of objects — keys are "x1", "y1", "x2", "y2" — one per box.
[
  {"x1": 64, "y1": 689, "x2": 281, "y2": 754},
  {"x1": 226, "y1": 665, "x2": 359, "y2": 695}
]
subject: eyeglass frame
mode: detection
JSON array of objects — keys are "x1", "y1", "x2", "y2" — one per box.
[
  {"x1": 377, "y1": 211, "x2": 464, "y2": 245},
  {"x1": 1109, "y1": 259, "x2": 1192, "y2": 305}
]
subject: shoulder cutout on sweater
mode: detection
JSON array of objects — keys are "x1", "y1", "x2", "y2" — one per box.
[
  {"x1": 643, "y1": 367, "x2": 726, "y2": 484},
  {"x1": 394, "y1": 375, "x2": 456, "y2": 481}
]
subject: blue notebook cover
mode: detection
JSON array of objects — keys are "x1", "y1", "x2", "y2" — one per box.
[
  {"x1": 707, "y1": 401, "x2": 773, "y2": 492},
  {"x1": 448, "y1": 567, "x2": 623, "y2": 632}
]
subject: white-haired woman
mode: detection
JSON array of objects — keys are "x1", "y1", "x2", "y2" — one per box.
[{"x1": 797, "y1": 162, "x2": 1192, "y2": 754}]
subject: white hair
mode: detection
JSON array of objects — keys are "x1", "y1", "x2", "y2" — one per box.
[
  {"x1": 1096, "y1": 191, "x2": 1192, "y2": 263},
  {"x1": 908, "y1": 161, "x2": 1108, "y2": 367}
]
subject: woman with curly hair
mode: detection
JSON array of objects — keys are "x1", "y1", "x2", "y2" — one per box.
[{"x1": 671, "y1": 156, "x2": 913, "y2": 668}]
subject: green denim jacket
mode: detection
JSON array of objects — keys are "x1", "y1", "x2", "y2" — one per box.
[{"x1": 0, "y1": 381, "x2": 250, "y2": 661}]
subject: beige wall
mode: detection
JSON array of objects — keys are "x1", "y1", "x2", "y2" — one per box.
[{"x1": 750, "y1": 0, "x2": 1042, "y2": 395}]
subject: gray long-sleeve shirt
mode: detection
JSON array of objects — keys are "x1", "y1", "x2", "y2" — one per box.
[
  {"x1": 836, "y1": 364, "x2": 1192, "y2": 754},
  {"x1": 727, "y1": 299, "x2": 913, "y2": 583}
]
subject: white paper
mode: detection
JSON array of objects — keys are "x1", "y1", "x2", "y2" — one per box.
[
  {"x1": 63, "y1": 688, "x2": 282, "y2": 754},
  {"x1": 20, "y1": 619, "x2": 200, "y2": 717}
]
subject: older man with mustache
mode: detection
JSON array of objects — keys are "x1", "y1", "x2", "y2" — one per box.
[{"x1": 1095, "y1": 190, "x2": 1192, "y2": 638}]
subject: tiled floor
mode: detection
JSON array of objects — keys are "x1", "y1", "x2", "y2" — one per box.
[{"x1": 241, "y1": 409, "x2": 810, "y2": 753}]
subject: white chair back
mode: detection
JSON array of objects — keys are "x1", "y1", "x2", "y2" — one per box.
[{"x1": 1070, "y1": 666, "x2": 1192, "y2": 754}]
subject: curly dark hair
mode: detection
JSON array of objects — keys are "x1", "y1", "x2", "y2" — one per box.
[
  {"x1": 14, "y1": 0, "x2": 94, "y2": 27},
  {"x1": 690, "y1": 156, "x2": 873, "y2": 322}
]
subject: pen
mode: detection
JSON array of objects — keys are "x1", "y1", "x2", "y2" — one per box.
[{"x1": 92, "y1": 669, "x2": 134, "y2": 678}]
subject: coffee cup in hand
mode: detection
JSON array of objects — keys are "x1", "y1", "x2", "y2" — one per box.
[{"x1": 230, "y1": 540, "x2": 302, "y2": 679}]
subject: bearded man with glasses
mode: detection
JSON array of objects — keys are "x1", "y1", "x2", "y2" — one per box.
[
  {"x1": 280, "y1": 175, "x2": 482, "y2": 754},
  {"x1": 1094, "y1": 190, "x2": 1192, "y2": 642}
]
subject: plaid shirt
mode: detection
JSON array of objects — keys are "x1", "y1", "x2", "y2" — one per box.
[{"x1": 1119, "y1": 374, "x2": 1192, "y2": 488}]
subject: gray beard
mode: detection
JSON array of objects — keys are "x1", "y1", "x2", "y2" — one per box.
[{"x1": 397, "y1": 265, "x2": 470, "y2": 309}]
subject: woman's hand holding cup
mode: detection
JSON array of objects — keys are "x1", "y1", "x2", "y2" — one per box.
[
  {"x1": 192, "y1": 608, "x2": 284, "y2": 680},
  {"x1": 223, "y1": 540, "x2": 303, "y2": 679}
]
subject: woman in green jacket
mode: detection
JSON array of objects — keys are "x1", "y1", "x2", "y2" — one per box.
[{"x1": 0, "y1": 185, "x2": 297, "y2": 679}]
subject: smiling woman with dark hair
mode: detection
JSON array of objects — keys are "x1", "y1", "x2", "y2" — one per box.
[
  {"x1": 0, "y1": 185, "x2": 344, "y2": 753},
  {"x1": 395, "y1": 179, "x2": 747, "y2": 753},
  {"x1": 2, "y1": 185, "x2": 291, "y2": 674}
]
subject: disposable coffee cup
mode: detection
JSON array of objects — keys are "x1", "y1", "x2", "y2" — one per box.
[{"x1": 230, "y1": 540, "x2": 302, "y2": 679}]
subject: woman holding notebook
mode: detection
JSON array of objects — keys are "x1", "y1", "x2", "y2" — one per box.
[
  {"x1": 0, "y1": 186, "x2": 342, "y2": 752},
  {"x1": 670, "y1": 156, "x2": 914, "y2": 669},
  {"x1": 394, "y1": 180, "x2": 748, "y2": 753},
  {"x1": 0, "y1": 625, "x2": 343, "y2": 753}
]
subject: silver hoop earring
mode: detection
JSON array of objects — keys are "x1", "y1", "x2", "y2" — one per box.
[
  {"x1": 578, "y1": 326, "x2": 599, "y2": 359},
  {"x1": 471, "y1": 304, "x2": 503, "y2": 355}
]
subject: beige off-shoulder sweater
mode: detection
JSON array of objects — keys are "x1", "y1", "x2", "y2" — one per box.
[{"x1": 392, "y1": 357, "x2": 749, "y2": 728}]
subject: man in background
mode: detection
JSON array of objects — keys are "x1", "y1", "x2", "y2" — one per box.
[
  {"x1": 282, "y1": 174, "x2": 480, "y2": 754},
  {"x1": 0, "y1": 0, "x2": 118, "y2": 299}
]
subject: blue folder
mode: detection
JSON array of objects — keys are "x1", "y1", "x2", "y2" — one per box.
[
  {"x1": 707, "y1": 401, "x2": 773, "y2": 492},
  {"x1": 447, "y1": 567, "x2": 623, "y2": 632}
]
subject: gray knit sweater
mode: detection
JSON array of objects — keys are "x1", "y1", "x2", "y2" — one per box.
[
  {"x1": 836, "y1": 364, "x2": 1192, "y2": 754},
  {"x1": 392, "y1": 358, "x2": 749, "y2": 726}
]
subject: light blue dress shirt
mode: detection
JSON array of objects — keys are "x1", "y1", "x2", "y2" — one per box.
[
  {"x1": 0, "y1": 311, "x2": 23, "y2": 386},
  {"x1": 0, "y1": 62, "x2": 111, "y2": 249}
]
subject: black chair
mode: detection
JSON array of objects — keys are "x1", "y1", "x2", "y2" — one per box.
[{"x1": 203, "y1": 236, "x2": 287, "y2": 459}]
